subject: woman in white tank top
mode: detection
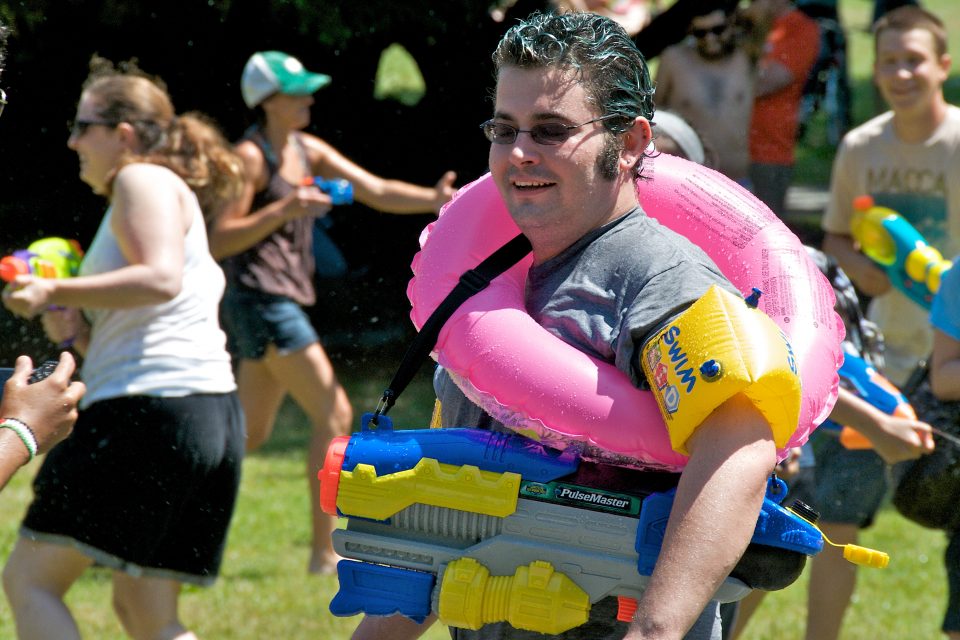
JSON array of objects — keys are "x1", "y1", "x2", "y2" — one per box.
[{"x1": 2, "y1": 56, "x2": 246, "y2": 640}]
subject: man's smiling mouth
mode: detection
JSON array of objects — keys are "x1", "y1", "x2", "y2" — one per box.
[{"x1": 514, "y1": 180, "x2": 555, "y2": 190}]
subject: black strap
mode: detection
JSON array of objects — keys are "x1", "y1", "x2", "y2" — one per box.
[
  {"x1": 902, "y1": 355, "x2": 931, "y2": 397},
  {"x1": 371, "y1": 233, "x2": 532, "y2": 424}
]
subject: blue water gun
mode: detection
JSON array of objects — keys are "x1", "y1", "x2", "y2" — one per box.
[
  {"x1": 851, "y1": 195, "x2": 952, "y2": 310},
  {"x1": 302, "y1": 176, "x2": 353, "y2": 205},
  {"x1": 821, "y1": 347, "x2": 917, "y2": 449},
  {"x1": 317, "y1": 414, "x2": 882, "y2": 634}
]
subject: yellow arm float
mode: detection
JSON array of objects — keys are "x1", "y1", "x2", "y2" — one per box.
[{"x1": 640, "y1": 285, "x2": 802, "y2": 455}]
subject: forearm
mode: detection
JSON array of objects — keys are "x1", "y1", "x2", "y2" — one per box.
[
  {"x1": 829, "y1": 390, "x2": 888, "y2": 433},
  {"x1": 0, "y1": 429, "x2": 31, "y2": 491},
  {"x1": 626, "y1": 395, "x2": 776, "y2": 639},
  {"x1": 209, "y1": 197, "x2": 295, "y2": 260},
  {"x1": 68, "y1": 318, "x2": 91, "y2": 356},
  {"x1": 829, "y1": 389, "x2": 930, "y2": 463},
  {"x1": 48, "y1": 267, "x2": 180, "y2": 309},
  {"x1": 821, "y1": 232, "x2": 890, "y2": 296},
  {"x1": 931, "y1": 359, "x2": 960, "y2": 401},
  {"x1": 753, "y1": 62, "x2": 792, "y2": 98},
  {"x1": 357, "y1": 179, "x2": 442, "y2": 215},
  {"x1": 821, "y1": 233, "x2": 863, "y2": 272}
]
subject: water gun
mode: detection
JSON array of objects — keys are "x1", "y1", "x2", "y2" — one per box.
[
  {"x1": 0, "y1": 237, "x2": 84, "y2": 284},
  {"x1": 850, "y1": 195, "x2": 952, "y2": 310},
  {"x1": 821, "y1": 347, "x2": 917, "y2": 449},
  {"x1": 302, "y1": 176, "x2": 353, "y2": 205},
  {"x1": 320, "y1": 414, "x2": 853, "y2": 634}
]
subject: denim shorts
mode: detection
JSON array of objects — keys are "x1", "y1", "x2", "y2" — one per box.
[
  {"x1": 220, "y1": 286, "x2": 318, "y2": 360},
  {"x1": 810, "y1": 431, "x2": 891, "y2": 527}
]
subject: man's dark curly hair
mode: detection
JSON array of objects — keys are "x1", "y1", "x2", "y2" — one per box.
[
  {"x1": 492, "y1": 11, "x2": 656, "y2": 177},
  {"x1": 493, "y1": 12, "x2": 655, "y2": 128}
]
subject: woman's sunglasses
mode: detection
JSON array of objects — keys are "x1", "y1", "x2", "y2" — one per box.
[{"x1": 67, "y1": 119, "x2": 119, "y2": 137}]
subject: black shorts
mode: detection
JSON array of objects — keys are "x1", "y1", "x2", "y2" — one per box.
[{"x1": 21, "y1": 392, "x2": 245, "y2": 586}]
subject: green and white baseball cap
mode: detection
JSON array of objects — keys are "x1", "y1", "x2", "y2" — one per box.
[{"x1": 241, "y1": 51, "x2": 332, "y2": 108}]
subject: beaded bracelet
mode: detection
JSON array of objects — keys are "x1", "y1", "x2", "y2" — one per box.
[{"x1": 0, "y1": 418, "x2": 38, "y2": 461}]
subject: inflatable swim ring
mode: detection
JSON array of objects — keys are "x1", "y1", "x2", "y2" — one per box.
[{"x1": 407, "y1": 153, "x2": 844, "y2": 471}]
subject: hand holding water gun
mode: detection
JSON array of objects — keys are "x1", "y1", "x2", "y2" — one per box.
[
  {"x1": 0, "y1": 237, "x2": 83, "y2": 284},
  {"x1": 1, "y1": 238, "x2": 84, "y2": 323},
  {"x1": 302, "y1": 176, "x2": 353, "y2": 206},
  {"x1": 850, "y1": 195, "x2": 952, "y2": 310},
  {"x1": 822, "y1": 348, "x2": 934, "y2": 460}
]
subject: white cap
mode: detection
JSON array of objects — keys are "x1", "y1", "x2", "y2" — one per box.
[
  {"x1": 652, "y1": 110, "x2": 706, "y2": 165},
  {"x1": 241, "y1": 51, "x2": 331, "y2": 109}
]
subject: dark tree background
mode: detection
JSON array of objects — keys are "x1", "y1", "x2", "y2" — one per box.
[
  {"x1": 0, "y1": 0, "x2": 517, "y2": 363},
  {"x1": 0, "y1": 0, "x2": 705, "y2": 364}
]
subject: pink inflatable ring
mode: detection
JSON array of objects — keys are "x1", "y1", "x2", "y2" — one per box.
[{"x1": 407, "y1": 153, "x2": 844, "y2": 471}]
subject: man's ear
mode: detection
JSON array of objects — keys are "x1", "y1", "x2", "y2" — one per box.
[
  {"x1": 939, "y1": 52, "x2": 952, "y2": 79},
  {"x1": 621, "y1": 116, "x2": 652, "y2": 170}
]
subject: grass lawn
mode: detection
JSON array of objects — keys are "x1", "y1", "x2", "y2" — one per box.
[
  {"x1": 3, "y1": 0, "x2": 960, "y2": 638},
  {"x1": 1, "y1": 371, "x2": 952, "y2": 639}
]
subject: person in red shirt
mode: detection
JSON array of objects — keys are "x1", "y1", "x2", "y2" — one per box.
[{"x1": 745, "y1": 0, "x2": 820, "y2": 217}]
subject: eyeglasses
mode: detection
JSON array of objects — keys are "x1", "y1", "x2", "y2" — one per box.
[
  {"x1": 480, "y1": 114, "x2": 620, "y2": 145},
  {"x1": 0, "y1": 88, "x2": 7, "y2": 119},
  {"x1": 691, "y1": 24, "x2": 728, "y2": 39},
  {"x1": 68, "y1": 118, "x2": 118, "y2": 137}
]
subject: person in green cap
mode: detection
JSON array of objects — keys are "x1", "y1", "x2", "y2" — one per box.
[{"x1": 208, "y1": 50, "x2": 458, "y2": 575}]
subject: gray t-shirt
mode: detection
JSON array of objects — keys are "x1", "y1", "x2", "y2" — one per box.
[
  {"x1": 439, "y1": 206, "x2": 737, "y2": 433},
  {"x1": 526, "y1": 205, "x2": 738, "y2": 388},
  {"x1": 439, "y1": 206, "x2": 734, "y2": 640}
]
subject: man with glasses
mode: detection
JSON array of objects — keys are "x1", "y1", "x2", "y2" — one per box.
[
  {"x1": 354, "y1": 11, "x2": 781, "y2": 640},
  {"x1": 654, "y1": 6, "x2": 753, "y2": 184}
]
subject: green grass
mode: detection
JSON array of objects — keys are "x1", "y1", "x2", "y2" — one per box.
[
  {"x1": 0, "y1": 363, "x2": 451, "y2": 639},
  {"x1": 0, "y1": 362, "x2": 954, "y2": 639},
  {"x1": 736, "y1": 510, "x2": 950, "y2": 639}
]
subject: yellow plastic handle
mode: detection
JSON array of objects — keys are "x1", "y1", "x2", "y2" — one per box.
[{"x1": 843, "y1": 544, "x2": 890, "y2": 569}]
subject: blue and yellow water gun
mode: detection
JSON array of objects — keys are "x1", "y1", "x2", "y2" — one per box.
[
  {"x1": 851, "y1": 195, "x2": 952, "y2": 310},
  {"x1": 821, "y1": 348, "x2": 917, "y2": 449},
  {"x1": 319, "y1": 414, "x2": 886, "y2": 634}
]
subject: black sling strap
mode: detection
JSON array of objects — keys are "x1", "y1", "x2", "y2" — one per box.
[{"x1": 370, "y1": 233, "x2": 532, "y2": 425}]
